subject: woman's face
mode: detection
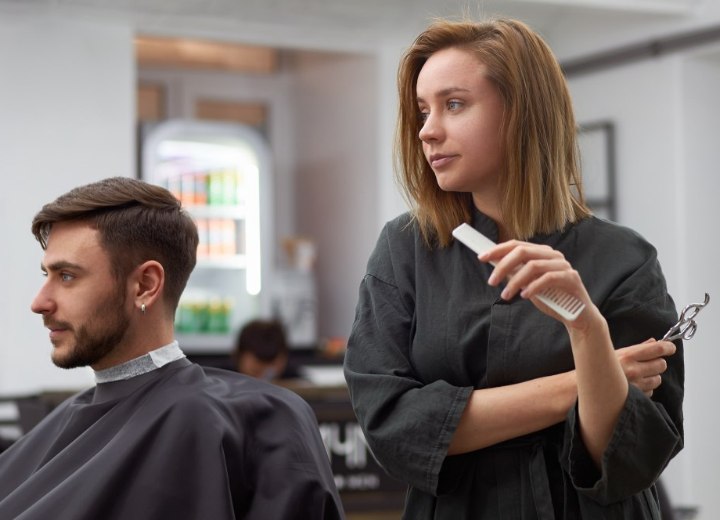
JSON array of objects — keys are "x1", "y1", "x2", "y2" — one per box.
[{"x1": 416, "y1": 47, "x2": 505, "y2": 200}]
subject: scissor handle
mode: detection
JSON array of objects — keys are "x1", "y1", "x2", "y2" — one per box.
[
  {"x1": 663, "y1": 293, "x2": 710, "y2": 343},
  {"x1": 678, "y1": 320, "x2": 697, "y2": 341},
  {"x1": 680, "y1": 293, "x2": 711, "y2": 321},
  {"x1": 663, "y1": 321, "x2": 695, "y2": 341}
]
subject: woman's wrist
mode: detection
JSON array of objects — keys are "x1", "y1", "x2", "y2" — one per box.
[{"x1": 566, "y1": 305, "x2": 609, "y2": 343}]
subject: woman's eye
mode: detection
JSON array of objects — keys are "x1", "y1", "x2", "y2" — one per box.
[
  {"x1": 447, "y1": 100, "x2": 462, "y2": 111},
  {"x1": 418, "y1": 111, "x2": 429, "y2": 122}
]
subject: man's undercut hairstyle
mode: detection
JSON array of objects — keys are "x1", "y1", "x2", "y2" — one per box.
[{"x1": 31, "y1": 177, "x2": 198, "y2": 313}]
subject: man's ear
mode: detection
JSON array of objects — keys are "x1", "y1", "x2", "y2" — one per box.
[{"x1": 132, "y1": 260, "x2": 165, "y2": 313}]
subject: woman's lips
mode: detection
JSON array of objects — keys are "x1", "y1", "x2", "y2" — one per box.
[{"x1": 429, "y1": 154, "x2": 457, "y2": 168}]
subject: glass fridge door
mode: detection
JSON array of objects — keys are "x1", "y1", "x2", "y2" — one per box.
[{"x1": 142, "y1": 119, "x2": 273, "y2": 353}]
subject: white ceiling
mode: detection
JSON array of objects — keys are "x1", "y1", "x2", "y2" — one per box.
[{"x1": 0, "y1": 0, "x2": 698, "y2": 53}]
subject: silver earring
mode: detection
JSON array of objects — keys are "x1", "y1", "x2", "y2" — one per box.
[{"x1": 141, "y1": 303, "x2": 146, "y2": 314}]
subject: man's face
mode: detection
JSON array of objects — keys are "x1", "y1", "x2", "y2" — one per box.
[
  {"x1": 237, "y1": 352, "x2": 287, "y2": 381},
  {"x1": 31, "y1": 221, "x2": 131, "y2": 370}
]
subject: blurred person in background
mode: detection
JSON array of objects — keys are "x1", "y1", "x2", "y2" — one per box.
[{"x1": 233, "y1": 319, "x2": 290, "y2": 382}]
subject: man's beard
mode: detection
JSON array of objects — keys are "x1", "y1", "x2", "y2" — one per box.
[{"x1": 50, "y1": 287, "x2": 131, "y2": 369}]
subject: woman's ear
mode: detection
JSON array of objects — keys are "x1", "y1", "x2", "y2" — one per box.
[{"x1": 132, "y1": 260, "x2": 165, "y2": 312}]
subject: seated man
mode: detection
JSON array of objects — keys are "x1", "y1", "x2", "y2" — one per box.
[
  {"x1": 0, "y1": 177, "x2": 344, "y2": 520},
  {"x1": 233, "y1": 319, "x2": 290, "y2": 382}
]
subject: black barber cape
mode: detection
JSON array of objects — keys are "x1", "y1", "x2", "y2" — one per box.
[{"x1": 0, "y1": 358, "x2": 344, "y2": 520}]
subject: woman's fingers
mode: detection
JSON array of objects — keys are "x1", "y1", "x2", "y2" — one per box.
[
  {"x1": 636, "y1": 375, "x2": 662, "y2": 397},
  {"x1": 480, "y1": 241, "x2": 595, "y2": 326},
  {"x1": 617, "y1": 340, "x2": 676, "y2": 365},
  {"x1": 616, "y1": 340, "x2": 677, "y2": 396},
  {"x1": 483, "y1": 242, "x2": 581, "y2": 300},
  {"x1": 484, "y1": 241, "x2": 563, "y2": 286}
]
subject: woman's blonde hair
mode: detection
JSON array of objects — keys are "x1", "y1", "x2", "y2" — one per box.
[{"x1": 396, "y1": 18, "x2": 590, "y2": 246}]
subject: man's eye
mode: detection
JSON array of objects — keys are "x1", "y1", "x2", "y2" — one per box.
[{"x1": 60, "y1": 273, "x2": 74, "y2": 282}]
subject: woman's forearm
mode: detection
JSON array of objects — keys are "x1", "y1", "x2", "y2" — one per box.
[
  {"x1": 447, "y1": 370, "x2": 577, "y2": 455},
  {"x1": 568, "y1": 309, "x2": 629, "y2": 467},
  {"x1": 448, "y1": 333, "x2": 668, "y2": 460}
]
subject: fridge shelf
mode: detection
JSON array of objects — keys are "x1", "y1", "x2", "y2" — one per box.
[
  {"x1": 196, "y1": 255, "x2": 247, "y2": 269},
  {"x1": 176, "y1": 333, "x2": 234, "y2": 353}
]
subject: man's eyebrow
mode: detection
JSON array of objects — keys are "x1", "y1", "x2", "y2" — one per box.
[
  {"x1": 417, "y1": 86, "x2": 471, "y2": 104},
  {"x1": 41, "y1": 260, "x2": 87, "y2": 273}
]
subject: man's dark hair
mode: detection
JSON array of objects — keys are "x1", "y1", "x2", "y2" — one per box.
[
  {"x1": 31, "y1": 176, "x2": 198, "y2": 313},
  {"x1": 233, "y1": 319, "x2": 289, "y2": 364}
]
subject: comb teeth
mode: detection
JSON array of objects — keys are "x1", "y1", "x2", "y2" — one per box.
[
  {"x1": 452, "y1": 223, "x2": 586, "y2": 322},
  {"x1": 537, "y1": 289, "x2": 586, "y2": 321}
]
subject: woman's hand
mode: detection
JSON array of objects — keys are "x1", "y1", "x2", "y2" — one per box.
[
  {"x1": 480, "y1": 239, "x2": 639, "y2": 466},
  {"x1": 479, "y1": 240, "x2": 596, "y2": 329},
  {"x1": 616, "y1": 339, "x2": 677, "y2": 397}
]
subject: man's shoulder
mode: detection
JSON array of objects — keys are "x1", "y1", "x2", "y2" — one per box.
[{"x1": 162, "y1": 364, "x2": 314, "y2": 421}]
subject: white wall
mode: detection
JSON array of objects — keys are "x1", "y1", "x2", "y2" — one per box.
[
  {"x1": 289, "y1": 51, "x2": 380, "y2": 339},
  {"x1": 567, "y1": 46, "x2": 720, "y2": 518},
  {"x1": 376, "y1": 41, "x2": 412, "y2": 227},
  {"x1": 0, "y1": 13, "x2": 135, "y2": 394},
  {"x1": 548, "y1": 0, "x2": 720, "y2": 63},
  {"x1": 569, "y1": 58, "x2": 681, "y2": 274},
  {"x1": 676, "y1": 50, "x2": 720, "y2": 519}
]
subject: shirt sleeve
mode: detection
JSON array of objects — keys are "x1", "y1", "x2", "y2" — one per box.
[
  {"x1": 344, "y1": 224, "x2": 473, "y2": 495},
  {"x1": 562, "y1": 247, "x2": 684, "y2": 505}
]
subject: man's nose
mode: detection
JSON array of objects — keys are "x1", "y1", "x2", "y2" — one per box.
[{"x1": 30, "y1": 283, "x2": 54, "y2": 315}]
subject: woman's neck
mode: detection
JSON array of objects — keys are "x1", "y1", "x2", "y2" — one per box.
[{"x1": 471, "y1": 193, "x2": 509, "y2": 242}]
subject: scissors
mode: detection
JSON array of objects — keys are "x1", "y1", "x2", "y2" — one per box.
[{"x1": 663, "y1": 293, "x2": 710, "y2": 342}]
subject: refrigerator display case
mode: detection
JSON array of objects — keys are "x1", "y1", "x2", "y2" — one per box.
[{"x1": 142, "y1": 119, "x2": 274, "y2": 353}]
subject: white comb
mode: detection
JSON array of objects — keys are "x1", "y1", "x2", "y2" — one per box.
[{"x1": 452, "y1": 223, "x2": 586, "y2": 321}]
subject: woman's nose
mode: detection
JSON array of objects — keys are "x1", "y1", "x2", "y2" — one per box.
[{"x1": 418, "y1": 113, "x2": 441, "y2": 142}]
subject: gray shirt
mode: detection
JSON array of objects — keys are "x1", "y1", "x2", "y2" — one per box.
[{"x1": 344, "y1": 209, "x2": 683, "y2": 519}]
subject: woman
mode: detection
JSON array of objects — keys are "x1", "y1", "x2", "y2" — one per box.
[{"x1": 343, "y1": 18, "x2": 683, "y2": 519}]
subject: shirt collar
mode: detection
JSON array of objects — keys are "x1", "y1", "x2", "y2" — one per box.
[{"x1": 93, "y1": 341, "x2": 186, "y2": 384}]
